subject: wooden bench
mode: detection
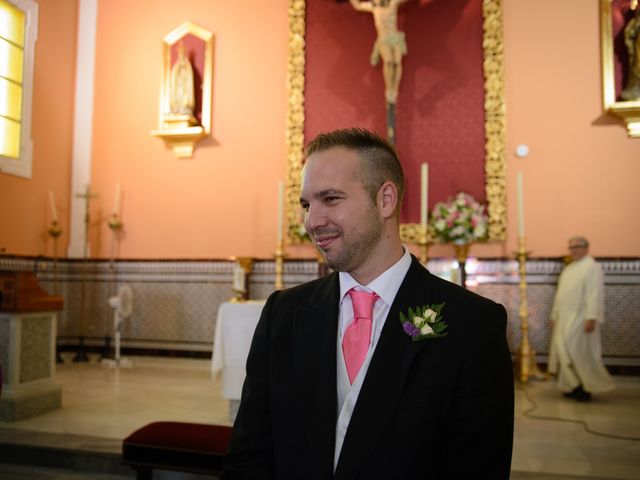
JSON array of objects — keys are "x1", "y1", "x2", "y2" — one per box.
[{"x1": 122, "y1": 421, "x2": 232, "y2": 479}]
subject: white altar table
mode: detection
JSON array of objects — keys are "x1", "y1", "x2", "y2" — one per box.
[{"x1": 211, "y1": 301, "x2": 265, "y2": 404}]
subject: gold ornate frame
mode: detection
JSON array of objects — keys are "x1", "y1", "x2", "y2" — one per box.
[
  {"x1": 600, "y1": 0, "x2": 640, "y2": 137},
  {"x1": 284, "y1": 0, "x2": 507, "y2": 244},
  {"x1": 151, "y1": 22, "x2": 214, "y2": 158}
]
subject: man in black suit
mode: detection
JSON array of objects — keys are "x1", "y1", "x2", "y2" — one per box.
[{"x1": 225, "y1": 128, "x2": 514, "y2": 479}]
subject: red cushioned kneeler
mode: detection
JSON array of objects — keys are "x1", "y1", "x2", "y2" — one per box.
[{"x1": 122, "y1": 421, "x2": 231, "y2": 479}]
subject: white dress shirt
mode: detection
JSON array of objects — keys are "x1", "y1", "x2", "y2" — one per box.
[{"x1": 334, "y1": 247, "x2": 412, "y2": 469}]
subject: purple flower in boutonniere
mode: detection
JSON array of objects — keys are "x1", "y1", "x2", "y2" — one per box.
[{"x1": 399, "y1": 303, "x2": 447, "y2": 342}]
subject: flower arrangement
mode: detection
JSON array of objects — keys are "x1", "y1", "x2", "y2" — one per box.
[{"x1": 430, "y1": 192, "x2": 488, "y2": 244}]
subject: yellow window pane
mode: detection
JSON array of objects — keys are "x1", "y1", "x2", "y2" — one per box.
[
  {"x1": 0, "y1": 115, "x2": 20, "y2": 158},
  {"x1": 0, "y1": 37, "x2": 23, "y2": 83},
  {"x1": 0, "y1": 0, "x2": 25, "y2": 47},
  {"x1": 0, "y1": 76, "x2": 21, "y2": 120}
]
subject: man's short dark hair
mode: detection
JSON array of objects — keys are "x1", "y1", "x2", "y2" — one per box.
[{"x1": 304, "y1": 128, "x2": 405, "y2": 214}]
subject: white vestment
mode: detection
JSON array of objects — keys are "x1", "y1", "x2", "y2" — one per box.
[{"x1": 548, "y1": 256, "x2": 614, "y2": 393}]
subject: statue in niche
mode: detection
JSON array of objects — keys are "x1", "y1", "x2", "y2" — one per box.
[
  {"x1": 349, "y1": 0, "x2": 410, "y2": 105},
  {"x1": 621, "y1": 1, "x2": 640, "y2": 100},
  {"x1": 169, "y1": 41, "x2": 196, "y2": 116}
]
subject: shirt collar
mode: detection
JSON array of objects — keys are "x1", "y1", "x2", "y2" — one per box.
[{"x1": 339, "y1": 246, "x2": 412, "y2": 306}]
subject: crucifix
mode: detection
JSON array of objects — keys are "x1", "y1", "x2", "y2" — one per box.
[
  {"x1": 349, "y1": 0, "x2": 411, "y2": 144},
  {"x1": 73, "y1": 185, "x2": 99, "y2": 362}
]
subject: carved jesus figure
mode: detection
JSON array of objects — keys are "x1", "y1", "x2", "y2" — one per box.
[{"x1": 349, "y1": 0, "x2": 410, "y2": 104}]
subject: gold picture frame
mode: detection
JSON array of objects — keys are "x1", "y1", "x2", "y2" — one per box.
[
  {"x1": 600, "y1": 0, "x2": 640, "y2": 137},
  {"x1": 284, "y1": 0, "x2": 508, "y2": 245},
  {"x1": 151, "y1": 22, "x2": 214, "y2": 158}
]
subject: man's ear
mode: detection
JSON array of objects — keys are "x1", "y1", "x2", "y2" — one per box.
[{"x1": 377, "y1": 181, "x2": 398, "y2": 219}]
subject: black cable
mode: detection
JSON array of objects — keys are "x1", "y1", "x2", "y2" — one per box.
[{"x1": 516, "y1": 384, "x2": 640, "y2": 442}]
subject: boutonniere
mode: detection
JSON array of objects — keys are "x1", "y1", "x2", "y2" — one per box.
[{"x1": 400, "y1": 303, "x2": 448, "y2": 342}]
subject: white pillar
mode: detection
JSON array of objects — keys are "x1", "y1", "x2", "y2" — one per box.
[{"x1": 67, "y1": 0, "x2": 98, "y2": 258}]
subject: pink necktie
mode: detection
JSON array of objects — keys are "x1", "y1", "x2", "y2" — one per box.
[{"x1": 343, "y1": 289, "x2": 379, "y2": 384}]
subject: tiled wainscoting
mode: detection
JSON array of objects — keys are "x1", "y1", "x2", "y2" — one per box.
[{"x1": 1, "y1": 255, "x2": 638, "y2": 367}]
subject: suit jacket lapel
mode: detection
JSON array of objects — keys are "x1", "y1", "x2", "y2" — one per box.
[
  {"x1": 334, "y1": 257, "x2": 434, "y2": 480},
  {"x1": 292, "y1": 273, "x2": 340, "y2": 476}
]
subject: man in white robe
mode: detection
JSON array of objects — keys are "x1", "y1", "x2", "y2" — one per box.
[{"x1": 548, "y1": 236, "x2": 615, "y2": 401}]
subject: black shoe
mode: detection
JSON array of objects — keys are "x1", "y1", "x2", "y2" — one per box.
[
  {"x1": 575, "y1": 389, "x2": 592, "y2": 402},
  {"x1": 563, "y1": 386, "x2": 580, "y2": 398},
  {"x1": 563, "y1": 385, "x2": 591, "y2": 402}
]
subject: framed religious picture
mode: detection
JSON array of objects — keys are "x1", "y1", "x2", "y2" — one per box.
[
  {"x1": 600, "y1": 0, "x2": 640, "y2": 137},
  {"x1": 283, "y1": 0, "x2": 507, "y2": 245},
  {"x1": 151, "y1": 22, "x2": 214, "y2": 158}
]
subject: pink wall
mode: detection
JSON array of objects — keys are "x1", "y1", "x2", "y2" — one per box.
[
  {"x1": 501, "y1": 0, "x2": 639, "y2": 258},
  {"x1": 0, "y1": 0, "x2": 77, "y2": 257},
  {"x1": 1, "y1": 0, "x2": 638, "y2": 260},
  {"x1": 89, "y1": 0, "x2": 289, "y2": 258}
]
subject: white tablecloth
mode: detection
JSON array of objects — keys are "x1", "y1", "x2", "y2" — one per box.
[{"x1": 211, "y1": 301, "x2": 265, "y2": 400}]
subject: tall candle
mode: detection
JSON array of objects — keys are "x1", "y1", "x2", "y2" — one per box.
[
  {"x1": 48, "y1": 190, "x2": 58, "y2": 222},
  {"x1": 516, "y1": 172, "x2": 525, "y2": 238},
  {"x1": 114, "y1": 182, "x2": 121, "y2": 216},
  {"x1": 233, "y1": 264, "x2": 245, "y2": 292},
  {"x1": 277, "y1": 180, "x2": 284, "y2": 245},
  {"x1": 420, "y1": 163, "x2": 429, "y2": 228}
]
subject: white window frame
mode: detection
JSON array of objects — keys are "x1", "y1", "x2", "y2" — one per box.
[{"x1": 0, "y1": 0, "x2": 38, "y2": 178}]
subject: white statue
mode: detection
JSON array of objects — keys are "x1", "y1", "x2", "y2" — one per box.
[{"x1": 169, "y1": 41, "x2": 195, "y2": 116}]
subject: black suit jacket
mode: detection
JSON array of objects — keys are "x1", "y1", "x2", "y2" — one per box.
[{"x1": 225, "y1": 256, "x2": 514, "y2": 479}]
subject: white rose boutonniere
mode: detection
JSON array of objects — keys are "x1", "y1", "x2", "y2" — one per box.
[{"x1": 400, "y1": 303, "x2": 447, "y2": 342}]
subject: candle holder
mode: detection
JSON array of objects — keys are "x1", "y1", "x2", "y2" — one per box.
[
  {"x1": 514, "y1": 237, "x2": 546, "y2": 383},
  {"x1": 47, "y1": 221, "x2": 62, "y2": 292},
  {"x1": 47, "y1": 221, "x2": 64, "y2": 364},
  {"x1": 107, "y1": 213, "x2": 123, "y2": 231},
  {"x1": 106, "y1": 213, "x2": 123, "y2": 274},
  {"x1": 418, "y1": 226, "x2": 431, "y2": 266},
  {"x1": 274, "y1": 242, "x2": 286, "y2": 290},
  {"x1": 231, "y1": 257, "x2": 254, "y2": 302},
  {"x1": 453, "y1": 242, "x2": 471, "y2": 288}
]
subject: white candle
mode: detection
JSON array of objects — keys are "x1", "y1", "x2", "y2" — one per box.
[
  {"x1": 516, "y1": 172, "x2": 525, "y2": 238},
  {"x1": 233, "y1": 265, "x2": 245, "y2": 292},
  {"x1": 277, "y1": 180, "x2": 284, "y2": 245},
  {"x1": 114, "y1": 182, "x2": 121, "y2": 216},
  {"x1": 420, "y1": 163, "x2": 429, "y2": 228},
  {"x1": 48, "y1": 190, "x2": 58, "y2": 223}
]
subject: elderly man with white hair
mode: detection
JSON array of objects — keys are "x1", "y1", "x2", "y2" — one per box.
[{"x1": 548, "y1": 236, "x2": 615, "y2": 401}]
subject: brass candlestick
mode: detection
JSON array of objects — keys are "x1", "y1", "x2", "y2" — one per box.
[
  {"x1": 418, "y1": 225, "x2": 431, "y2": 266},
  {"x1": 274, "y1": 242, "x2": 285, "y2": 290},
  {"x1": 107, "y1": 213, "x2": 123, "y2": 231},
  {"x1": 231, "y1": 257, "x2": 254, "y2": 302},
  {"x1": 107, "y1": 213, "x2": 123, "y2": 269},
  {"x1": 47, "y1": 221, "x2": 63, "y2": 289},
  {"x1": 453, "y1": 242, "x2": 471, "y2": 288},
  {"x1": 515, "y1": 237, "x2": 546, "y2": 383},
  {"x1": 47, "y1": 221, "x2": 63, "y2": 363}
]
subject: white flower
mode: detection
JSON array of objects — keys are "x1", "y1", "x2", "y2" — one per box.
[
  {"x1": 451, "y1": 226, "x2": 464, "y2": 237},
  {"x1": 413, "y1": 316, "x2": 426, "y2": 329},
  {"x1": 420, "y1": 323, "x2": 434, "y2": 335},
  {"x1": 435, "y1": 219, "x2": 446, "y2": 231},
  {"x1": 424, "y1": 308, "x2": 437, "y2": 322},
  {"x1": 473, "y1": 224, "x2": 486, "y2": 238}
]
